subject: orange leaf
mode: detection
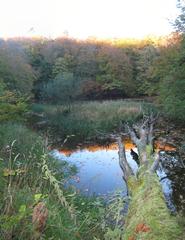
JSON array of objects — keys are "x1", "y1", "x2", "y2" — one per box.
[
  {"x1": 128, "y1": 236, "x2": 135, "y2": 240},
  {"x1": 135, "y1": 223, "x2": 151, "y2": 233}
]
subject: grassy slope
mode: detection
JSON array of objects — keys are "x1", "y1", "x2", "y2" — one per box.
[{"x1": 123, "y1": 174, "x2": 184, "y2": 240}]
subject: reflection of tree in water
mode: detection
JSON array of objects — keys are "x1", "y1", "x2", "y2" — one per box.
[{"x1": 160, "y1": 151, "x2": 185, "y2": 214}]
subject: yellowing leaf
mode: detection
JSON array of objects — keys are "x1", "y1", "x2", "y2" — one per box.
[
  {"x1": 34, "y1": 194, "x2": 43, "y2": 202},
  {"x1": 3, "y1": 168, "x2": 15, "y2": 177}
]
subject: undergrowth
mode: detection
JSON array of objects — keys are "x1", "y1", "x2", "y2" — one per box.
[{"x1": 0, "y1": 123, "x2": 110, "y2": 239}]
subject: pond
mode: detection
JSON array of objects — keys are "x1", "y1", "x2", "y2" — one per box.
[
  {"x1": 51, "y1": 139, "x2": 185, "y2": 213},
  {"x1": 52, "y1": 140, "x2": 138, "y2": 198}
]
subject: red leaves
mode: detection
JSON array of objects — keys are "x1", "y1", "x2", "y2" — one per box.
[
  {"x1": 128, "y1": 223, "x2": 150, "y2": 240},
  {"x1": 135, "y1": 223, "x2": 151, "y2": 233},
  {"x1": 32, "y1": 202, "x2": 48, "y2": 233}
]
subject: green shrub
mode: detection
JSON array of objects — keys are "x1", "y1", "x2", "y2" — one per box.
[
  {"x1": 41, "y1": 72, "x2": 79, "y2": 103},
  {"x1": 0, "y1": 81, "x2": 28, "y2": 122}
]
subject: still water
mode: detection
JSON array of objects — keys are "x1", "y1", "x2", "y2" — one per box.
[
  {"x1": 52, "y1": 141, "x2": 138, "y2": 197},
  {"x1": 51, "y1": 140, "x2": 185, "y2": 212}
]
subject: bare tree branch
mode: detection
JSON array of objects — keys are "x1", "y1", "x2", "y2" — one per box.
[{"x1": 126, "y1": 124, "x2": 140, "y2": 146}]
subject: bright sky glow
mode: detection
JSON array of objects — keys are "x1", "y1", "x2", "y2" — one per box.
[{"x1": 0, "y1": 0, "x2": 179, "y2": 39}]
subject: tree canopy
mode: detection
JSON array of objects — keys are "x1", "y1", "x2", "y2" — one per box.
[{"x1": 0, "y1": 31, "x2": 184, "y2": 122}]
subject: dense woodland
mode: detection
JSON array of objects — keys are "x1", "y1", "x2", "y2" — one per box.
[{"x1": 0, "y1": 32, "x2": 185, "y2": 122}]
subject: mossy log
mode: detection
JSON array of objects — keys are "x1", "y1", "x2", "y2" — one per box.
[
  {"x1": 123, "y1": 174, "x2": 183, "y2": 240},
  {"x1": 117, "y1": 116, "x2": 184, "y2": 240}
]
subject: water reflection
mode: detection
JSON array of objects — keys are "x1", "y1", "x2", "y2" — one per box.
[
  {"x1": 60, "y1": 139, "x2": 135, "y2": 157},
  {"x1": 51, "y1": 139, "x2": 185, "y2": 213},
  {"x1": 158, "y1": 151, "x2": 185, "y2": 214},
  {"x1": 52, "y1": 140, "x2": 138, "y2": 197}
]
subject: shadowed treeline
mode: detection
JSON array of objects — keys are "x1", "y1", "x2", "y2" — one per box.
[{"x1": 1, "y1": 33, "x2": 184, "y2": 122}]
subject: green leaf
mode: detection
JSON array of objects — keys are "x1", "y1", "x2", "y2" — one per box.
[
  {"x1": 19, "y1": 205, "x2": 26, "y2": 214},
  {"x1": 34, "y1": 193, "x2": 48, "y2": 202},
  {"x1": 34, "y1": 193, "x2": 43, "y2": 202},
  {"x1": 3, "y1": 168, "x2": 16, "y2": 177}
]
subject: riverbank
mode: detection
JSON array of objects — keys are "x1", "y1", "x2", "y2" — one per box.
[{"x1": 0, "y1": 123, "x2": 106, "y2": 239}]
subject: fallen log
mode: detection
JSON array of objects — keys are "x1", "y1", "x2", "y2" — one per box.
[{"x1": 117, "y1": 116, "x2": 184, "y2": 240}]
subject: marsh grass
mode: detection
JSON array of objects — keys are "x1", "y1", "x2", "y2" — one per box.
[{"x1": 31, "y1": 100, "x2": 156, "y2": 144}]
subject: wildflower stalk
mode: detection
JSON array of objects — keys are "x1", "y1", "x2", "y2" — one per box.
[{"x1": 41, "y1": 154, "x2": 76, "y2": 222}]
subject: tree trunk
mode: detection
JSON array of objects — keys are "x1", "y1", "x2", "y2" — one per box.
[{"x1": 117, "y1": 116, "x2": 184, "y2": 240}]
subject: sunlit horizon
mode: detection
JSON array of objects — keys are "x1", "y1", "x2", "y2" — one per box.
[{"x1": 0, "y1": 0, "x2": 179, "y2": 40}]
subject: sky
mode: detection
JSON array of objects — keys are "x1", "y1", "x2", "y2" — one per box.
[{"x1": 0, "y1": 0, "x2": 179, "y2": 39}]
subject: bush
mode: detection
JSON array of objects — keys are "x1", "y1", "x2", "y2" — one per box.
[
  {"x1": 0, "y1": 81, "x2": 28, "y2": 122},
  {"x1": 41, "y1": 72, "x2": 80, "y2": 103}
]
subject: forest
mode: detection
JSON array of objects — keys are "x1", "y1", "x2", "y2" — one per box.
[
  {"x1": 0, "y1": 0, "x2": 185, "y2": 239},
  {"x1": 1, "y1": 32, "x2": 185, "y2": 122}
]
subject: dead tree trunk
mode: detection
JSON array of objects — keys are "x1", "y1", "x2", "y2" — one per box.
[
  {"x1": 126, "y1": 115, "x2": 159, "y2": 171},
  {"x1": 117, "y1": 115, "x2": 159, "y2": 180},
  {"x1": 117, "y1": 116, "x2": 183, "y2": 240}
]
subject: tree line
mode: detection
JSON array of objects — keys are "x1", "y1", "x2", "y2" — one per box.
[
  {"x1": 0, "y1": 0, "x2": 185, "y2": 122},
  {"x1": 28, "y1": 37, "x2": 161, "y2": 101},
  {"x1": 0, "y1": 37, "x2": 164, "y2": 100}
]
